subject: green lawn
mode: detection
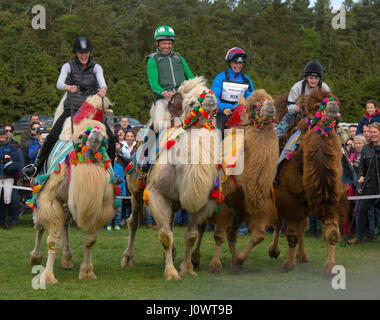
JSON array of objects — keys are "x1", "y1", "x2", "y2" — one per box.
[{"x1": 1, "y1": 213, "x2": 380, "y2": 300}]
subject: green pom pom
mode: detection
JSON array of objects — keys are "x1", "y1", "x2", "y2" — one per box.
[
  {"x1": 193, "y1": 106, "x2": 199, "y2": 112},
  {"x1": 38, "y1": 175, "x2": 48, "y2": 183},
  {"x1": 79, "y1": 156, "x2": 85, "y2": 162},
  {"x1": 114, "y1": 198, "x2": 121, "y2": 208},
  {"x1": 102, "y1": 138, "x2": 108, "y2": 146},
  {"x1": 100, "y1": 146, "x2": 107, "y2": 154},
  {"x1": 75, "y1": 142, "x2": 82, "y2": 149},
  {"x1": 87, "y1": 126, "x2": 93, "y2": 131},
  {"x1": 82, "y1": 136, "x2": 88, "y2": 142}
]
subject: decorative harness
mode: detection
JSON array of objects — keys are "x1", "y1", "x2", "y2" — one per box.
[
  {"x1": 226, "y1": 99, "x2": 275, "y2": 129},
  {"x1": 182, "y1": 90, "x2": 217, "y2": 130},
  {"x1": 305, "y1": 97, "x2": 341, "y2": 137}
]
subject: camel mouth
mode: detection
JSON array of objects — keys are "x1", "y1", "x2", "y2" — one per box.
[
  {"x1": 261, "y1": 101, "x2": 276, "y2": 120},
  {"x1": 202, "y1": 94, "x2": 218, "y2": 114},
  {"x1": 325, "y1": 101, "x2": 339, "y2": 121}
]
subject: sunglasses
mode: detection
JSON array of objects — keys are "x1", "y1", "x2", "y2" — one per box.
[
  {"x1": 5, "y1": 129, "x2": 13, "y2": 133},
  {"x1": 31, "y1": 127, "x2": 39, "y2": 131}
]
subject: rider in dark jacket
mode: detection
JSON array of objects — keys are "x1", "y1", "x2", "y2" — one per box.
[{"x1": 23, "y1": 36, "x2": 115, "y2": 178}]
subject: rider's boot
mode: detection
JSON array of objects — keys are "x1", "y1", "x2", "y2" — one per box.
[
  {"x1": 22, "y1": 139, "x2": 52, "y2": 178},
  {"x1": 2, "y1": 204, "x2": 11, "y2": 230}
]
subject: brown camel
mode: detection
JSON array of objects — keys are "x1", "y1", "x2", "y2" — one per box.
[
  {"x1": 121, "y1": 77, "x2": 220, "y2": 280},
  {"x1": 268, "y1": 88, "x2": 346, "y2": 276},
  {"x1": 191, "y1": 89, "x2": 279, "y2": 273}
]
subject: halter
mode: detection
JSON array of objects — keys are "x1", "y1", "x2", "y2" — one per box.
[
  {"x1": 182, "y1": 90, "x2": 217, "y2": 130},
  {"x1": 67, "y1": 126, "x2": 111, "y2": 170},
  {"x1": 305, "y1": 97, "x2": 341, "y2": 137}
]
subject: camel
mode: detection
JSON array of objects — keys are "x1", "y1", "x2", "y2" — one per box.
[
  {"x1": 121, "y1": 77, "x2": 220, "y2": 280},
  {"x1": 268, "y1": 88, "x2": 347, "y2": 276},
  {"x1": 191, "y1": 89, "x2": 279, "y2": 273},
  {"x1": 29, "y1": 94, "x2": 116, "y2": 284}
]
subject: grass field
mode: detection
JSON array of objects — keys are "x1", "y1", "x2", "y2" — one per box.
[{"x1": 1, "y1": 212, "x2": 380, "y2": 300}]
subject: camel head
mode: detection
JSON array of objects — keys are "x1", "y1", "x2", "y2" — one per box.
[
  {"x1": 179, "y1": 77, "x2": 218, "y2": 129},
  {"x1": 243, "y1": 89, "x2": 276, "y2": 125},
  {"x1": 303, "y1": 88, "x2": 340, "y2": 136},
  {"x1": 74, "y1": 119, "x2": 108, "y2": 155}
]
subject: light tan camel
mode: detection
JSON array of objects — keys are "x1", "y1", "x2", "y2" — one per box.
[
  {"x1": 121, "y1": 77, "x2": 220, "y2": 280},
  {"x1": 191, "y1": 89, "x2": 279, "y2": 273},
  {"x1": 29, "y1": 95, "x2": 115, "y2": 284}
]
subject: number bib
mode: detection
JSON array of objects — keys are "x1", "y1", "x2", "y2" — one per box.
[{"x1": 221, "y1": 81, "x2": 249, "y2": 104}]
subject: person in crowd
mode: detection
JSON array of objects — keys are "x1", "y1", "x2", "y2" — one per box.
[
  {"x1": 147, "y1": 25, "x2": 194, "y2": 134},
  {"x1": 348, "y1": 124, "x2": 358, "y2": 139},
  {"x1": 113, "y1": 117, "x2": 131, "y2": 140},
  {"x1": 22, "y1": 36, "x2": 115, "y2": 178},
  {"x1": 120, "y1": 129, "x2": 137, "y2": 226},
  {"x1": 175, "y1": 209, "x2": 189, "y2": 226},
  {"x1": 344, "y1": 137, "x2": 355, "y2": 159},
  {"x1": 349, "y1": 122, "x2": 380, "y2": 244},
  {"x1": 356, "y1": 100, "x2": 380, "y2": 135},
  {"x1": 351, "y1": 134, "x2": 367, "y2": 171},
  {"x1": 105, "y1": 156, "x2": 126, "y2": 232},
  {"x1": 4, "y1": 123, "x2": 24, "y2": 226},
  {"x1": 211, "y1": 47, "x2": 254, "y2": 138},
  {"x1": 22, "y1": 122, "x2": 41, "y2": 166},
  {"x1": 0, "y1": 126, "x2": 22, "y2": 229},
  {"x1": 115, "y1": 128, "x2": 127, "y2": 167},
  {"x1": 20, "y1": 114, "x2": 40, "y2": 149},
  {"x1": 275, "y1": 60, "x2": 330, "y2": 139},
  {"x1": 362, "y1": 123, "x2": 371, "y2": 143},
  {"x1": 28, "y1": 127, "x2": 47, "y2": 164}
]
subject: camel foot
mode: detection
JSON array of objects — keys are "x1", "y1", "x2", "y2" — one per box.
[
  {"x1": 29, "y1": 251, "x2": 43, "y2": 266},
  {"x1": 164, "y1": 266, "x2": 181, "y2": 280},
  {"x1": 296, "y1": 253, "x2": 309, "y2": 264},
  {"x1": 121, "y1": 256, "x2": 135, "y2": 267},
  {"x1": 79, "y1": 263, "x2": 97, "y2": 280},
  {"x1": 179, "y1": 261, "x2": 197, "y2": 277},
  {"x1": 231, "y1": 255, "x2": 244, "y2": 272},
  {"x1": 280, "y1": 260, "x2": 296, "y2": 273},
  {"x1": 209, "y1": 261, "x2": 222, "y2": 274},
  {"x1": 40, "y1": 270, "x2": 57, "y2": 284},
  {"x1": 324, "y1": 262, "x2": 335, "y2": 278},
  {"x1": 60, "y1": 255, "x2": 74, "y2": 270},
  {"x1": 268, "y1": 244, "x2": 281, "y2": 259},
  {"x1": 191, "y1": 251, "x2": 200, "y2": 269}
]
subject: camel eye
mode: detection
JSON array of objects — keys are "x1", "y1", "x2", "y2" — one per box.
[{"x1": 189, "y1": 101, "x2": 196, "y2": 107}]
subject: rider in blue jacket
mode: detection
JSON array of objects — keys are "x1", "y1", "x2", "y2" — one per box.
[{"x1": 211, "y1": 47, "x2": 254, "y2": 138}]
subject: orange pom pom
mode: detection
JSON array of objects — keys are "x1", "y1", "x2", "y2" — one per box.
[{"x1": 81, "y1": 146, "x2": 88, "y2": 154}]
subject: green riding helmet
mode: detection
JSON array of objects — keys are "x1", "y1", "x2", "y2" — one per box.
[{"x1": 154, "y1": 25, "x2": 175, "y2": 41}]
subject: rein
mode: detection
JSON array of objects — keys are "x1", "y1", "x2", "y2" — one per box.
[
  {"x1": 305, "y1": 97, "x2": 341, "y2": 137},
  {"x1": 182, "y1": 90, "x2": 217, "y2": 130}
]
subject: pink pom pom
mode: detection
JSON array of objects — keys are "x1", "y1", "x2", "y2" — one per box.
[
  {"x1": 316, "y1": 112, "x2": 321, "y2": 118},
  {"x1": 321, "y1": 116, "x2": 326, "y2": 122},
  {"x1": 94, "y1": 126, "x2": 100, "y2": 130},
  {"x1": 323, "y1": 98, "x2": 329, "y2": 103}
]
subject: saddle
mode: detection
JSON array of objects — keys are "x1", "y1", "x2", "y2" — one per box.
[{"x1": 168, "y1": 93, "x2": 183, "y2": 118}]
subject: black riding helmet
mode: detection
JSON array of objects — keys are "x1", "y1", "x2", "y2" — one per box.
[
  {"x1": 73, "y1": 36, "x2": 93, "y2": 53},
  {"x1": 304, "y1": 60, "x2": 323, "y2": 78}
]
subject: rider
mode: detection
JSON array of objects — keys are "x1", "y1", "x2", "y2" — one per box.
[
  {"x1": 147, "y1": 25, "x2": 194, "y2": 134},
  {"x1": 211, "y1": 47, "x2": 255, "y2": 138},
  {"x1": 23, "y1": 36, "x2": 116, "y2": 178},
  {"x1": 275, "y1": 60, "x2": 330, "y2": 139}
]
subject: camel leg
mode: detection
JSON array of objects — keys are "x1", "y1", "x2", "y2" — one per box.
[
  {"x1": 29, "y1": 223, "x2": 44, "y2": 266},
  {"x1": 268, "y1": 217, "x2": 283, "y2": 259},
  {"x1": 79, "y1": 231, "x2": 98, "y2": 280},
  {"x1": 191, "y1": 222, "x2": 207, "y2": 269},
  {"x1": 121, "y1": 191, "x2": 142, "y2": 267},
  {"x1": 148, "y1": 188, "x2": 180, "y2": 280},
  {"x1": 209, "y1": 223, "x2": 227, "y2": 274},
  {"x1": 296, "y1": 218, "x2": 309, "y2": 263},
  {"x1": 322, "y1": 218, "x2": 340, "y2": 277},
  {"x1": 209, "y1": 204, "x2": 232, "y2": 274},
  {"x1": 179, "y1": 218, "x2": 198, "y2": 277},
  {"x1": 231, "y1": 220, "x2": 266, "y2": 272},
  {"x1": 281, "y1": 221, "x2": 301, "y2": 273},
  {"x1": 60, "y1": 217, "x2": 74, "y2": 270},
  {"x1": 227, "y1": 209, "x2": 244, "y2": 258}
]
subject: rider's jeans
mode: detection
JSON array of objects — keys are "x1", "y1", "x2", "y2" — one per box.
[
  {"x1": 153, "y1": 99, "x2": 169, "y2": 134},
  {"x1": 275, "y1": 112, "x2": 296, "y2": 139}
]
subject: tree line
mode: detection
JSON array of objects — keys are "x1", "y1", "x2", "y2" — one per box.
[{"x1": 0, "y1": 0, "x2": 379, "y2": 124}]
